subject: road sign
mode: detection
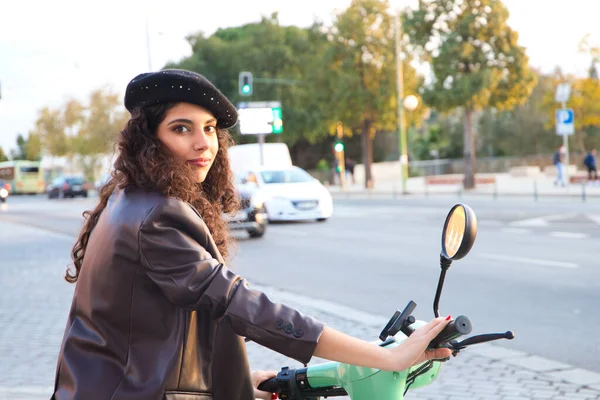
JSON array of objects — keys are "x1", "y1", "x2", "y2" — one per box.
[
  {"x1": 237, "y1": 103, "x2": 283, "y2": 135},
  {"x1": 555, "y1": 83, "x2": 571, "y2": 103},
  {"x1": 556, "y1": 108, "x2": 575, "y2": 136}
]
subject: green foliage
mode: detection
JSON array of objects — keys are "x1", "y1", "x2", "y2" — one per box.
[
  {"x1": 404, "y1": 0, "x2": 536, "y2": 111},
  {"x1": 0, "y1": 147, "x2": 8, "y2": 162},
  {"x1": 169, "y1": 13, "x2": 331, "y2": 145},
  {"x1": 10, "y1": 134, "x2": 29, "y2": 160}
]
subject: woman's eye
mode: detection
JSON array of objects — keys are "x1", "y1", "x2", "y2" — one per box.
[
  {"x1": 173, "y1": 125, "x2": 191, "y2": 133},
  {"x1": 205, "y1": 126, "x2": 217, "y2": 134}
]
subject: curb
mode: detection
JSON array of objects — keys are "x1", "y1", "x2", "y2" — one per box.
[
  {"x1": 328, "y1": 189, "x2": 600, "y2": 199},
  {"x1": 253, "y1": 283, "x2": 600, "y2": 391}
]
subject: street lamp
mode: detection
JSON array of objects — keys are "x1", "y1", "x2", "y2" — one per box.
[{"x1": 403, "y1": 94, "x2": 419, "y2": 112}]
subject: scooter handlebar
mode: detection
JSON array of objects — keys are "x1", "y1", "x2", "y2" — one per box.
[
  {"x1": 257, "y1": 377, "x2": 279, "y2": 393},
  {"x1": 428, "y1": 315, "x2": 472, "y2": 348}
]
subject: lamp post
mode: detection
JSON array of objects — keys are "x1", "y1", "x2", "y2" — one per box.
[{"x1": 393, "y1": 1, "x2": 420, "y2": 194}]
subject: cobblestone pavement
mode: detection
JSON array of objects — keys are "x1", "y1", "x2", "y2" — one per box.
[{"x1": 1, "y1": 220, "x2": 599, "y2": 400}]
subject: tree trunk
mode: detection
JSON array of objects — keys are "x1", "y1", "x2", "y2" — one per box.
[
  {"x1": 361, "y1": 119, "x2": 374, "y2": 189},
  {"x1": 463, "y1": 107, "x2": 476, "y2": 189}
]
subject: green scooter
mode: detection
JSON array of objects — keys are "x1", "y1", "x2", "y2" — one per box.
[{"x1": 259, "y1": 203, "x2": 515, "y2": 400}]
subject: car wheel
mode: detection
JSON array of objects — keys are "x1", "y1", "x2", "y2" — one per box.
[
  {"x1": 316, "y1": 218, "x2": 328, "y2": 222},
  {"x1": 247, "y1": 227, "x2": 266, "y2": 238}
]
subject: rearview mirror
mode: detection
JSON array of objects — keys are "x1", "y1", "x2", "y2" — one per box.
[{"x1": 441, "y1": 203, "x2": 477, "y2": 261}]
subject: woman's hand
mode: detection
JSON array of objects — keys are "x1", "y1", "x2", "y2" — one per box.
[
  {"x1": 388, "y1": 316, "x2": 453, "y2": 371},
  {"x1": 251, "y1": 370, "x2": 277, "y2": 400}
]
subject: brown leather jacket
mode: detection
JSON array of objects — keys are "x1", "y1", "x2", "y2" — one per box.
[{"x1": 52, "y1": 186, "x2": 325, "y2": 400}]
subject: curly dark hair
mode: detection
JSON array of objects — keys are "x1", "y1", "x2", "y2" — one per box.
[{"x1": 66, "y1": 103, "x2": 239, "y2": 283}]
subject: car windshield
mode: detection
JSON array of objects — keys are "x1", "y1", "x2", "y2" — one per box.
[
  {"x1": 260, "y1": 168, "x2": 314, "y2": 184},
  {"x1": 66, "y1": 177, "x2": 84, "y2": 185}
]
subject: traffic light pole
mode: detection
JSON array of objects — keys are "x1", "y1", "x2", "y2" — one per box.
[{"x1": 336, "y1": 121, "x2": 346, "y2": 190}]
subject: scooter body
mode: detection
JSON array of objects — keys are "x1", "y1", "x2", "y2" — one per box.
[{"x1": 306, "y1": 322, "x2": 441, "y2": 399}]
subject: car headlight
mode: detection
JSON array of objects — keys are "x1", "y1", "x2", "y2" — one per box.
[
  {"x1": 0, "y1": 188, "x2": 8, "y2": 198},
  {"x1": 251, "y1": 193, "x2": 266, "y2": 209}
]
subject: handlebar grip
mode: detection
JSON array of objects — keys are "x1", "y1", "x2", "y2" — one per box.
[
  {"x1": 429, "y1": 315, "x2": 472, "y2": 348},
  {"x1": 257, "y1": 377, "x2": 279, "y2": 393}
]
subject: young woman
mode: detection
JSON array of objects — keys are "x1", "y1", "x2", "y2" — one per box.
[{"x1": 52, "y1": 69, "x2": 452, "y2": 400}]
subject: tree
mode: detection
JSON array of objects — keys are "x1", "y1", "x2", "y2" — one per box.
[
  {"x1": 10, "y1": 134, "x2": 28, "y2": 160},
  {"x1": 33, "y1": 106, "x2": 69, "y2": 157},
  {"x1": 323, "y1": 0, "x2": 422, "y2": 188},
  {"x1": 26, "y1": 132, "x2": 42, "y2": 161},
  {"x1": 0, "y1": 147, "x2": 8, "y2": 162},
  {"x1": 73, "y1": 88, "x2": 127, "y2": 180},
  {"x1": 479, "y1": 70, "x2": 554, "y2": 157},
  {"x1": 404, "y1": 0, "x2": 536, "y2": 188},
  {"x1": 169, "y1": 14, "x2": 332, "y2": 146}
]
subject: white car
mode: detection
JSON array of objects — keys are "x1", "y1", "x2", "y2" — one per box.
[{"x1": 237, "y1": 166, "x2": 333, "y2": 222}]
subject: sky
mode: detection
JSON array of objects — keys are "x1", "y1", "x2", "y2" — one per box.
[{"x1": 1, "y1": 0, "x2": 598, "y2": 153}]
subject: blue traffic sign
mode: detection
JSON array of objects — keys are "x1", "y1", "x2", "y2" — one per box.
[{"x1": 556, "y1": 108, "x2": 574, "y2": 135}]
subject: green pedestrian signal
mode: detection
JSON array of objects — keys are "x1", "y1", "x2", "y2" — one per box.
[
  {"x1": 239, "y1": 71, "x2": 253, "y2": 96},
  {"x1": 272, "y1": 107, "x2": 283, "y2": 134}
]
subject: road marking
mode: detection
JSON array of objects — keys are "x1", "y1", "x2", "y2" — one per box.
[
  {"x1": 549, "y1": 231, "x2": 589, "y2": 239},
  {"x1": 587, "y1": 214, "x2": 600, "y2": 226},
  {"x1": 479, "y1": 253, "x2": 579, "y2": 269},
  {"x1": 501, "y1": 228, "x2": 531, "y2": 234},
  {"x1": 509, "y1": 213, "x2": 578, "y2": 228}
]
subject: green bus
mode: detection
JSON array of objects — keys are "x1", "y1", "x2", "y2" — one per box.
[{"x1": 0, "y1": 160, "x2": 45, "y2": 194}]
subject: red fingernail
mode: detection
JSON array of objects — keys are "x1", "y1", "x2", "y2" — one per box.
[
  {"x1": 446, "y1": 315, "x2": 452, "y2": 321},
  {"x1": 271, "y1": 394, "x2": 278, "y2": 400}
]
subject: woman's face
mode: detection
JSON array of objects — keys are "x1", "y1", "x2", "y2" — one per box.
[{"x1": 157, "y1": 103, "x2": 219, "y2": 183}]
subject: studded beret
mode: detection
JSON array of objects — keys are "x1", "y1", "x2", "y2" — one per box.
[{"x1": 124, "y1": 69, "x2": 238, "y2": 129}]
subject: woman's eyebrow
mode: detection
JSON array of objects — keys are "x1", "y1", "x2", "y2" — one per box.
[
  {"x1": 167, "y1": 118, "x2": 194, "y2": 126},
  {"x1": 205, "y1": 118, "x2": 217, "y2": 125}
]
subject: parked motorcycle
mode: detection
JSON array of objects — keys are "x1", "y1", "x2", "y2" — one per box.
[{"x1": 259, "y1": 203, "x2": 515, "y2": 400}]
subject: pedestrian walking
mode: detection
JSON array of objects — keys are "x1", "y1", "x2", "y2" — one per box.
[
  {"x1": 51, "y1": 69, "x2": 452, "y2": 400},
  {"x1": 584, "y1": 149, "x2": 598, "y2": 185}
]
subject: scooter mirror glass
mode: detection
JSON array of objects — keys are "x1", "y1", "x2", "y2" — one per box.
[{"x1": 441, "y1": 204, "x2": 478, "y2": 260}]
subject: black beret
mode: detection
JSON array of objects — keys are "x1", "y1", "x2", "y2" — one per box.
[{"x1": 124, "y1": 69, "x2": 238, "y2": 129}]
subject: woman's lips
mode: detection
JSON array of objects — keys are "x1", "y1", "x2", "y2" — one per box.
[{"x1": 187, "y1": 158, "x2": 211, "y2": 167}]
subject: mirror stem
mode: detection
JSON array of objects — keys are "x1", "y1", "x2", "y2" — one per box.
[{"x1": 433, "y1": 255, "x2": 452, "y2": 318}]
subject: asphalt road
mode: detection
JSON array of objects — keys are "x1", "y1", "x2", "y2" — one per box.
[{"x1": 1, "y1": 194, "x2": 599, "y2": 373}]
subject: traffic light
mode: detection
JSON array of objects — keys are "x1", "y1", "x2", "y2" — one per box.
[
  {"x1": 239, "y1": 71, "x2": 253, "y2": 96},
  {"x1": 272, "y1": 107, "x2": 283, "y2": 134},
  {"x1": 334, "y1": 140, "x2": 344, "y2": 153}
]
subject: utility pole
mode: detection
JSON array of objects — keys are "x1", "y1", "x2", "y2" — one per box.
[{"x1": 395, "y1": 12, "x2": 408, "y2": 195}]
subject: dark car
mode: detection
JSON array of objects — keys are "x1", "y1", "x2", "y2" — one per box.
[
  {"x1": 0, "y1": 179, "x2": 9, "y2": 203},
  {"x1": 225, "y1": 188, "x2": 268, "y2": 238},
  {"x1": 47, "y1": 176, "x2": 88, "y2": 199}
]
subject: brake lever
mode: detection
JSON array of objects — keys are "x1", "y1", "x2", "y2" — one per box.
[{"x1": 450, "y1": 331, "x2": 515, "y2": 351}]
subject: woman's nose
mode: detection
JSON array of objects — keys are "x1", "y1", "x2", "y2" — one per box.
[{"x1": 193, "y1": 132, "x2": 209, "y2": 151}]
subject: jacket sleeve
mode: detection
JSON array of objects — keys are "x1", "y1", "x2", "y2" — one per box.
[{"x1": 138, "y1": 198, "x2": 325, "y2": 365}]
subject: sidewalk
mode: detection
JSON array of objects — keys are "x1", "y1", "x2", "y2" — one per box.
[
  {"x1": 328, "y1": 173, "x2": 600, "y2": 200},
  {"x1": 247, "y1": 284, "x2": 600, "y2": 400}
]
